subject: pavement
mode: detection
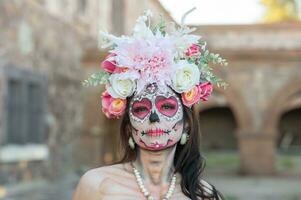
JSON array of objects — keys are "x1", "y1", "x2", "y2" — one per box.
[
  {"x1": 0, "y1": 173, "x2": 78, "y2": 200},
  {"x1": 206, "y1": 173, "x2": 301, "y2": 200},
  {"x1": 0, "y1": 172, "x2": 301, "y2": 200}
]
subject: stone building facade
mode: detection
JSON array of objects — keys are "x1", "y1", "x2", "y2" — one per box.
[
  {"x1": 195, "y1": 23, "x2": 301, "y2": 174},
  {"x1": 0, "y1": 0, "x2": 86, "y2": 184},
  {"x1": 0, "y1": 1, "x2": 300, "y2": 189},
  {"x1": 0, "y1": 0, "x2": 174, "y2": 186}
]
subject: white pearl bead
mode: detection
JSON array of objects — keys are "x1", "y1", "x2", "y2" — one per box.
[{"x1": 132, "y1": 162, "x2": 176, "y2": 200}]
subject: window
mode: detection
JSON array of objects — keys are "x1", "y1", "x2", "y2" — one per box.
[
  {"x1": 77, "y1": 0, "x2": 87, "y2": 14},
  {"x1": 4, "y1": 67, "x2": 48, "y2": 145}
]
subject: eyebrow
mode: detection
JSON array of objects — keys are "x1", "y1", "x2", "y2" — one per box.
[
  {"x1": 132, "y1": 99, "x2": 151, "y2": 107},
  {"x1": 131, "y1": 93, "x2": 178, "y2": 104},
  {"x1": 155, "y1": 96, "x2": 178, "y2": 102},
  {"x1": 132, "y1": 102, "x2": 148, "y2": 106}
]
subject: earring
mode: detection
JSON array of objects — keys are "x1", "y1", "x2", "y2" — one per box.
[
  {"x1": 180, "y1": 132, "x2": 189, "y2": 145},
  {"x1": 128, "y1": 137, "x2": 135, "y2": 149}
]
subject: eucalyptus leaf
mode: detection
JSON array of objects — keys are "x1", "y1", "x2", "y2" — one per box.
[{"x1": 82, "y1": 70, "x2": 110, "y2": 87}]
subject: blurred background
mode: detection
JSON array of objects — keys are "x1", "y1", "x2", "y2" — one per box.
[{"x1": 0, "y1": 0, "x2": 301, "y2": 199}]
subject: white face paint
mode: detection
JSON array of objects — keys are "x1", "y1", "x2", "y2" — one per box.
[{"x1": 129, "y1": 83, "x2": 184, "y2": 151}]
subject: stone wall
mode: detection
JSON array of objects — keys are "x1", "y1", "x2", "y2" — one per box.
[
  {"x1": 194, "y1": 22, "x2": 301, "y2": 174},
  {"x1": 0, "y1": 0, "x2": 88, "y2": 184}
]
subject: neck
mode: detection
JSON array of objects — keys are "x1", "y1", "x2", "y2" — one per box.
[{"x1": 133, "y1": 144, "x2": 177, "y2": 185}]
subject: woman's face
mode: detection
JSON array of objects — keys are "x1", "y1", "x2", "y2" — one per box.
[{"x1": 129, "y1": 84, "x2": 184, "y2": 151}]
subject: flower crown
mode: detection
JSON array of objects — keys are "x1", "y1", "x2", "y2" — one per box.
[{"x1": 82, "y1": 10, "x2": 228, "y2": 119}]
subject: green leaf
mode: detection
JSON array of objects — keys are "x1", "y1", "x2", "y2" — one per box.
[
  {"x1": 151, "y1": 15, "x2": 166, "y2": 36},
  {"x1": 204, "y1": 50, "x2": 209, "y2": 57},
  {"x1": 82, "y1": 70, "x2": 110, "y2": 87}
]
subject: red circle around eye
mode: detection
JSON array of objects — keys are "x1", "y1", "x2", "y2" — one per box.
[
  {"x1": 131, "y1": 98, "x2": 151, "y2": 119},
  {"x1": 155, "y1": 96, "x2": 178, "y2": 117}
]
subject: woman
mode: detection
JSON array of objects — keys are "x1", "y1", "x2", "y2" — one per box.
[{"x1": 73, "y1": 10, "x2": 227, "y2": 200}]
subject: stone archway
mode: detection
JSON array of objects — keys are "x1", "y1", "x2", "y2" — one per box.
[
  {"x1": 199, "y1": 106, "x2": 238, "y2": 150},
  {"x1": 263, "y1": 78, "x2": 301, "y2": 174},
  {"x1": 263, "y1": 78, "x2": 301, "y2": 136},
  {"x1": 277, "y1": 107, "x2": 301, "y2": 175},
  {"x1": 199, "y1": 106, "x2": 239, "y2": 174},
  {"x1": 196, "y1": 84, "x2": 252, "y2": 132},
  {"x1": 196, "y1": 84, "x2": 253, "y2": 174},
  {"x1": 278, "y1": 108, "x2": 301, "y2": 149}
]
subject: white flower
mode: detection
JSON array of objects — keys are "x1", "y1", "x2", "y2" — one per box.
[
  {"x1": 107, "y1": 74, "x2": 136, "y2": 99},
  {"x1": 133, "y1": 12, "x2": 153, "y2": 39},
  {"x1": 99, "y1": 30, "x2": 130, "y2": 49},
  {"x1": 171, "y1": 60, "x2": 200, "y2": 93},
  {"x1": 173, "y1": 34, "x2": 200, "y2": 56},
  {"x1": 144, "y1": 9, "x2": 153, "y2": 18}
]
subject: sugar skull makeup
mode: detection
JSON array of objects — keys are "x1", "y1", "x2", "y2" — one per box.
[{"x1": 129, "y1": 83, "x2": 184, "y2": 151}]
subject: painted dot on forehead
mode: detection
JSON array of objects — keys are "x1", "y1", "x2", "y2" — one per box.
[{"x1": 145, "y1": 83, "x2": 158, "y2": 94}]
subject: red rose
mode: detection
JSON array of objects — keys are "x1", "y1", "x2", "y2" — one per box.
[
  {"x1": 198, "y1": 82, "x2": 213, "y2": 101},
  {"x1": 100, "y1": 53, "x2": 117, "y2": 73},
  {"x1": 185, "y1": 44, "x2": 200, "y2": 57}
]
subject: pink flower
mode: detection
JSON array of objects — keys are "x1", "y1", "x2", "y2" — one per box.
[
  {"x1": 111, "y1": 37, "x2": 175, "y2": 93},
  {"x1": 181, "y1": 85, "x2": 201, "y2": 107},
  {"x1": 198, "y1": 82, "x2": 213, "y2": 101},
  {"x1": 185, "y1": 44, "x2": 200, "y2": 57},
  {"x1": 101, "y1": 91, "x2": 127, "y2": 118},
  {"x1": 181, "y1": 82, "x2": 213, "y2": 107},
  {"x1": 100, "y1": 53, "x2": 117, "y2": 73}
]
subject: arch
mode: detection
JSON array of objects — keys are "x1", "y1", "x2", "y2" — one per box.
[
  {"x1": 199, "y1": 106, "x2": 238, "y2": 150},
  {"x1": 263, "y1": 78, "x2": 301, "y2": 137},
  {"x1": 196, "y1": 83, "x2": 252, "y2": 132},
  {"x1": 277, "y1": 107, "x2": 301, "y2": 149}
]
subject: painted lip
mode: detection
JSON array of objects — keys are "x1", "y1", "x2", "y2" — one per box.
[
  {"x1": 140, "y1": 139, "x2": 173, "y2": 150},
  {"x1": 145, "y1": 128, "x2": 168, "y2": 137}
]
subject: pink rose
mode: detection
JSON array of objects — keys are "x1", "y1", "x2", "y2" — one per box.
[
  {"x1": 185, "y1": 44, "x2": 200, "y2": 57},
  {"x1": 101, "y1": 90, "x2": 127, "y2": 118},
  {"x1": 198, "y1": 82, "x2": 213, "y2": 101},
  {"x1": 181, "y1": 85, "x2": 201, "y2": 107},
  {"x1": 100, "y1": 53, "x2": 117, "y2": 73},
  {"x1": 181, "y1": 82, "x2": 213, "y2": 107}
]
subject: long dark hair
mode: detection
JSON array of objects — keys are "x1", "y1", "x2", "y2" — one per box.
[{"x1": 115, "y1": 97, "x2": 224, "y2": 200}]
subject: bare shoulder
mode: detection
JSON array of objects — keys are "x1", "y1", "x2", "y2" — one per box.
[
  {"x1": 72, "y1": 163, "x2": 129, "y2": 200},
  {"x1": 72, "y1": 168, "x2": 106, "y2": 200}
]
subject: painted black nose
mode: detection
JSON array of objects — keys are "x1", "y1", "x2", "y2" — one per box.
[{"x1": 149, "y1": 111, "x2": 160, "y2": 123}]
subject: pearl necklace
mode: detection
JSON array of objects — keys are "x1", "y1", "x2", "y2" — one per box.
[{"x1": 131, "y1": 163, "x2": 177, "y2": 200}]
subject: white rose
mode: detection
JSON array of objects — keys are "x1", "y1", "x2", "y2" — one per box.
[
  {"x1": 171, "y1": 60, "x2": 200, "y2": 93},
  {"x1": 107, "y1": 74, "x2": 136, "y2": 99}
]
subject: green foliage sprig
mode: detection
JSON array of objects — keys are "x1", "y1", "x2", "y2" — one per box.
[
  {"x1": 196, "y1": 48, "x2": 229, "y2": 89},
  {"x1": 81, "y1": 70, "x2": 110, "y2": 87}
]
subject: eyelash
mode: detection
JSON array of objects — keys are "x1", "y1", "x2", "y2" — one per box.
[
  {"x1": 161, "y1": 103, "x2": 175, "y2": 110},
  {"x1": 133, "y1": 107, "x2": 148, "y2": 113},
  {"x1": 132, "y1": 103, "x2": 176, "y2": 113}
]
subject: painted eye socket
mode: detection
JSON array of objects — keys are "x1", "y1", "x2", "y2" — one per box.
[
  {"x1": 132, "y1": 106, "x2": 148, "y2": 113},
  {"x1": 155, "y1": 96, "x2": 178, "y2": 117},
  {"x1": 161, "y1": 103, "x2": 176, "y2": 110},
  {"x1": 131, "y1": 98, "x2": 151, "y2": 119}
]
